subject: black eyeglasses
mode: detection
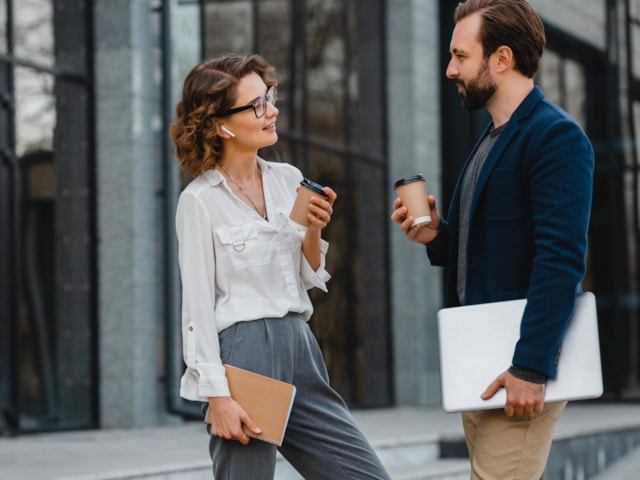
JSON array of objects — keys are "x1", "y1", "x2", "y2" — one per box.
[{"x1": 215, "y1": 86, "x2": 276, "y2": 118}]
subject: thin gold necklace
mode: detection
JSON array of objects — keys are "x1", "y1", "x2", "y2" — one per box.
[{"x1": 219, "y1": 163, "x2": 267, "y2": 219}]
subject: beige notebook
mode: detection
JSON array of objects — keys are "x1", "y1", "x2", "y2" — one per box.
[{"x1": 205, "y1": 364, "x2": 296, "y2": 446}]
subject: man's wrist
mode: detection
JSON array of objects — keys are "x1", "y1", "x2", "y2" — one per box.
[
  {"x1": 424, "y1": 223, "x2": 442, "y2": 246},
  {"x1": 508, "y1": 364, "x2": 547, "y2": 384}
]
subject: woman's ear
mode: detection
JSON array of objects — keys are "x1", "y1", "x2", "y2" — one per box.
[{"x1": 218, "y1": 124, "x2": 236, "y2": 138}]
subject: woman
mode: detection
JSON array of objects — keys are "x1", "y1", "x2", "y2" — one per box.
[{"x1": 170, "y1": 54, "x2": 390, "y2": 480}]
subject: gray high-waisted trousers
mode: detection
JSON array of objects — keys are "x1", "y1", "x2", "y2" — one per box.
[{"x1": 208, "y1": 314, "x2": 391, "y2": 480}]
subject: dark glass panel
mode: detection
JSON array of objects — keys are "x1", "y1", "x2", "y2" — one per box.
[
  {"x1": 14, "y1": 67, "x2": 54, "y2": 156},
  {"x1": 14, "y1": 0, "x2": 54, "y2": 67},
  {"x1": 305, "y1": 0, "x2": 345, "y2": 145},
  {"x1": 14, "y1": 66, "x2": 57, "y2": 429},
  {"x1": 255, "y1": 0, "x2": 290, "y2": 131},
  {"x1": 203, "y1": 0, "x2": 254, "y2": 55},
  {"x1": 0, "y1": 0, "x2": 7, "y2": 54},
  {"x1": 2, "y1": 0, "x2": 95, "y2": 433},
  {"x1": 304, "y1": 148, "x2": 352, "y2": 396}
]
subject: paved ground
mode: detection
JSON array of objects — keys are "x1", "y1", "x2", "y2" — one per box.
[{"x1": 1, "y1": 402, "x2": 640, "y2": 480}]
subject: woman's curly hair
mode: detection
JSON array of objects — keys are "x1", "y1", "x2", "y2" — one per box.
[{"x1": 169, "y1": 54, "x2": 278, "y2": 177}]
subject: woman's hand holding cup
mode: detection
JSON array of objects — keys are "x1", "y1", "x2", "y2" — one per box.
[{"x1": 290, "y1": 178, "x2": 335, "y2": 231}]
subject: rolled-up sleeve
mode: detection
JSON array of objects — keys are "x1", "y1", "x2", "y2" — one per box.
[
  {"x1": 300, "y1": 237, "x2": 331, "y2": 292},
  {"x1": 176, "y1": 191, "x2": 230, "y2": 400}
]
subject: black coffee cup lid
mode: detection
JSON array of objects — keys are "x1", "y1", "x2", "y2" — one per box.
[
  {"x1": 394, "y1": 174, "x2": 425, "y2": 189},
  {"x1": 301, "y1": 178, "x2": 328, "y2": 197}
]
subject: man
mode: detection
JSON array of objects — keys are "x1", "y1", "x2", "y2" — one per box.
[{"x1": 391, "y1": 0, "x2": 594, "y2": 478}]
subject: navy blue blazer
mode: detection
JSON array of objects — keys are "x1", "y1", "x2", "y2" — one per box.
[{"x1": 427, "y1": 86, "x2": 594, "y2": 378}]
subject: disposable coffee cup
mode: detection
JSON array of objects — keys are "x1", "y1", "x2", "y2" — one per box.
[
  {"x1": 394, "y1": 174, "x2": 431, "y2": 226},
  {"x1": 289, "y1": 178, "x2": 329, "y2": 228}
]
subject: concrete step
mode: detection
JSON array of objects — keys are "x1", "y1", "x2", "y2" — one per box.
[
  {"x1": 542, "y1": 426, "x2": 640, "y2": 480},
  {"x1": 388, "y1": 458, "x2": 470, "y2": 480},
  {"x1": 5, "y1": 404, "x2": 640, "y2": 480},
  {"x1": 590, "y1": 445, "x2": 640, "y2": 480},
  {"x1": 275, "y1": 457, "x2": 470, "y2": 480},
  {"x1": 58, "y1": 457, "x2": 469, "y2": 480}
]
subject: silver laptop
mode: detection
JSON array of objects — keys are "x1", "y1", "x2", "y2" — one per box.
[{"x1": 437, "y1": 291, "x2": 603, "y2": 413}]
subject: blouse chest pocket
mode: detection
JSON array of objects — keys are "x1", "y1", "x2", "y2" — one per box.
[{"x1": 216, "y1": 223, "x2": 275, "y2": 270}]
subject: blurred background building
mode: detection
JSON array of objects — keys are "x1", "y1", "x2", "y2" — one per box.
[{"x1": 0, "y1": 0, "x2": 638, "y2": 435}]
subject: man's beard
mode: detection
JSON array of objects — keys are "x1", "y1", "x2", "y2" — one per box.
[{"x1": 456, "y1": 60, "x2": 496, "y2": 110}]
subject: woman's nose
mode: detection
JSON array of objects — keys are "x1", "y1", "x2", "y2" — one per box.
[{"x1": 266, "y1": 102, "x2": 279, "y2": 117}]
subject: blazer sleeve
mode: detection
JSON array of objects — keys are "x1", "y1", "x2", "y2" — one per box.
[
  {"x1": 426, "y1": 219, "x2": 449, "y2": 266},
  {"x1": 512, "y1": 114, "x2": 594, "y2": 378}
]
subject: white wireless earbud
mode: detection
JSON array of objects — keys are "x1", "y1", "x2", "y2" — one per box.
[{"x1": 220, "y1": 125, "x2": 236, "y2": 138}]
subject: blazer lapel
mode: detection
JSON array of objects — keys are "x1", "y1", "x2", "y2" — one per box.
[{"x1": 464, "y1": 86, "x2": 545, "y2": 222}]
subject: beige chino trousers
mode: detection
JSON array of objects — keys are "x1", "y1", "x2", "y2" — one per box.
[{"x1": 461, "y1": 401, "x2": 567, "y2": 480}]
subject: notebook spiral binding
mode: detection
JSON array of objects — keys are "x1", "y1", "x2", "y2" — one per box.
[
  {"x1": 245, "y1": 430, "x2": 280, "y2": 445},
  {"x1": 204, "y1": 407, "x2": 280, "y2": 446}
]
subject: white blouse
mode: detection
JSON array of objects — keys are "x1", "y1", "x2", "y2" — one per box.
[{"x1": 175, "y1": 157, "x2": 331, "y2": 401}]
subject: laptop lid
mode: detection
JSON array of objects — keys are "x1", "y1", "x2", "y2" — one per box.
[{"x1": 437, "y1": 291, "x2": 603, "y2": 413}]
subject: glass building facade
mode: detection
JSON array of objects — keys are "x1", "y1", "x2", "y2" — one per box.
[
  {"x1": 199, "y1": 0, "x2": 392, "y2": 407},
  {"x1": 1, "y1": 0, "x2": 96, "y2": 434}
]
